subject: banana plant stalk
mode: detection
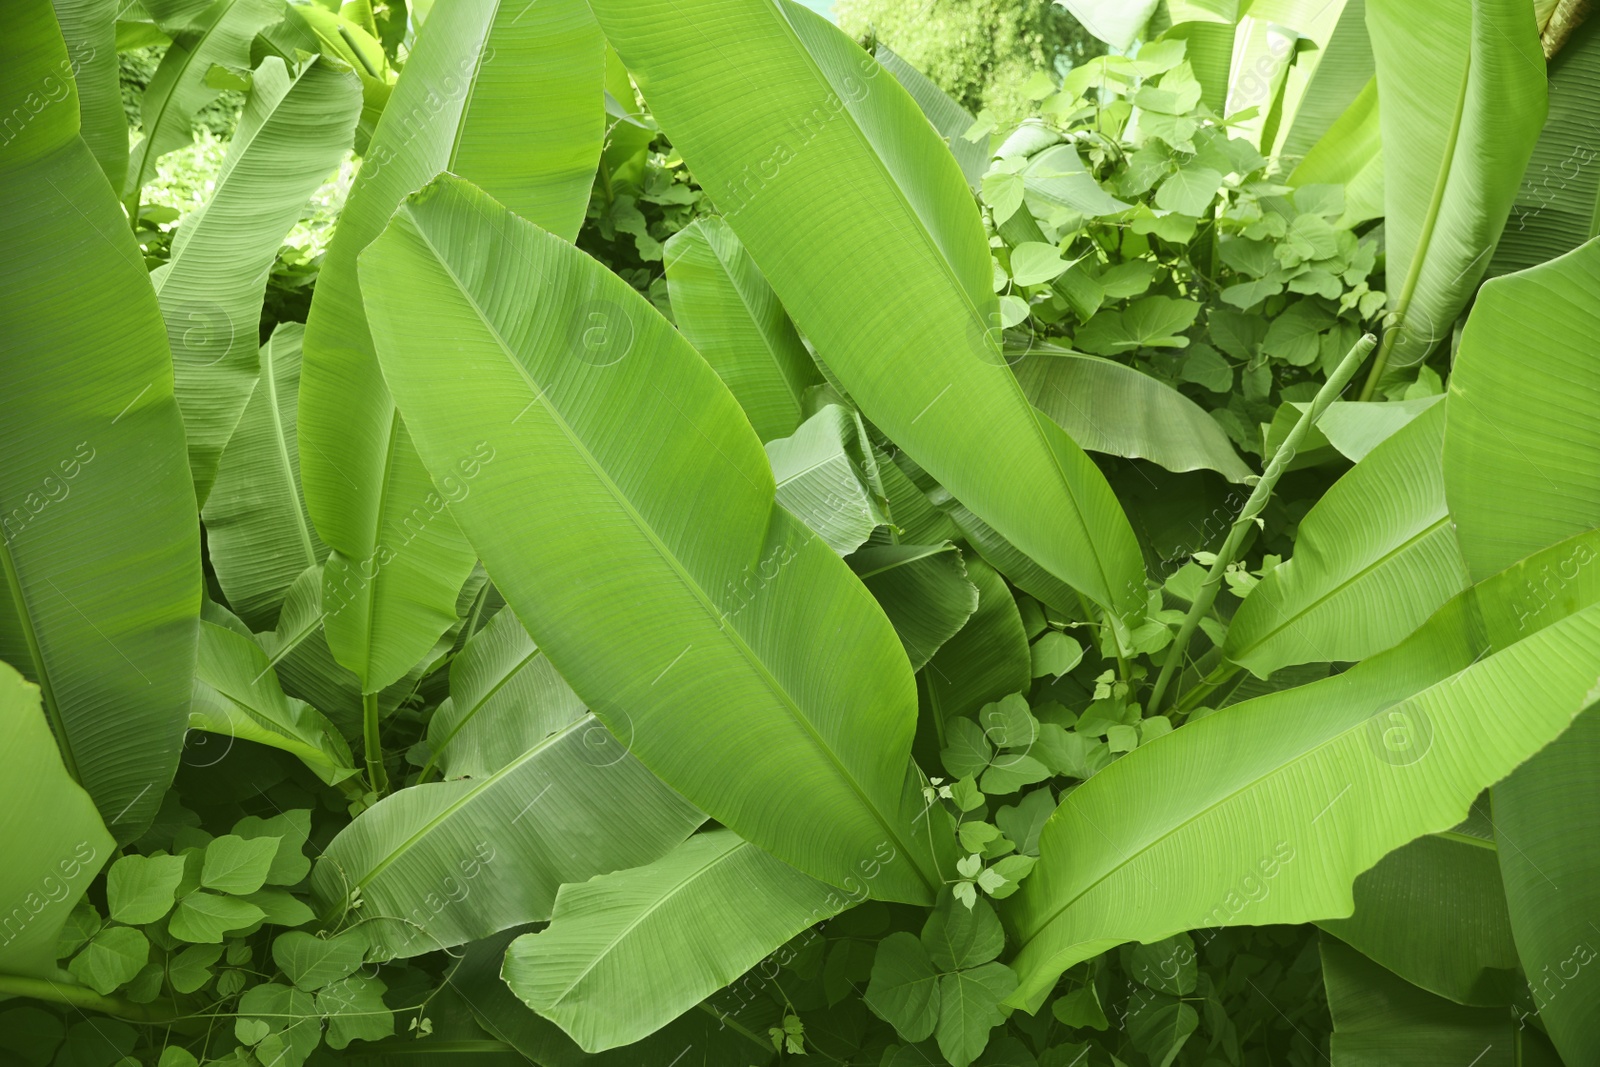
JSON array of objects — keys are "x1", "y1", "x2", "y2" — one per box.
[{"x1": 1148, "y1": 334, "x2": 1378, "y2": 712}]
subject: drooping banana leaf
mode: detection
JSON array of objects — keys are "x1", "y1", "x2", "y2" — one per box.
[
  {"x1": 849, "y1": 543, "x2": 979, "y2": 672},
  {"x1": 0, "y1": 0, "x2": 201, "y2": 841},
  {"x1": 190, "y1": 619, "x2": 357, "y2": 787},
  {"x1": 1489, "y1": 13, "x2": 1600, "y2": 275},
  {"x1": 1321, "y1": 936, "x2": 1556, "y2": 1067},
  {"x1": 50, "y1": 0, "x2": 125, "y2": 191},
  {"x1": 311, "y1": 714, "x2": 704, "y2": 960},
  {"x1": 154, "y1": 54, "x2": 360, "y2": 506},
  {"x1": 766, "y1": 405, "x2": 887, "y2": 556},
  {"x1": 1012, "y1": 348, "x2": 1253, "y2": 483},
  {"x1": 503, "y1": 830, "x2": 842, "y2": 1051},
  {"x1": 1224, "y1": 402, "x2": 1470, "y2": 676},
  {"x1": 124, "y1": 0, "x2": 286, "y2": 207},
  {"x1": 1444, "y1": 236, "x2": 1600, "y2": 581},
  {"x1": 1317, "y1": 830, "x2": 1521, "y2": 1006},
  {"x1": 359, "y1": 175, "x2": 943, "y2": 903},
  {"x1": 0, "y1": 661, "x2": 115, "y2": 981},
  {"x1": 298, "y1": 0, "x2": 604, "y2": 695},
  {"x1": 1289, "y1": 76, "x2": 1383, "y2": 227},
  {"x1": 1361, "y1": 0, "x2": 1547, "y2": 390},
  {"x1": 590, "y1": 0, "x2": 1148, "y2": 625},
  {"x1": 873, "y1": 44, "x2": 988, "y2": 193},
  {"x1": 1492, "y1": 706, "x2": 1600, "y2": 1063},
  {"x1": 423, "y1": 607, "x2": 586, "y2": 782},
  {"x1": 662, "y1": 217, "x2": 822, "y2": 443},
  {"x1": 1313, "y1": 395, "x2": 1442, "y2": 461},
  {"x1": 1004, "y1": 529, "x2": 1600, "y2": 1007},
  {"x1": 919, "y1": 557, "x2": 1031, "y2": 729},
  {"x1": 203, "y1": 323, "x2": 328, "y2": 630}
]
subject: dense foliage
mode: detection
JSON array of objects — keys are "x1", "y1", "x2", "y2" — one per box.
[{"x1": 2, "y1": 0, "x2": 1600, "y2": 1066}]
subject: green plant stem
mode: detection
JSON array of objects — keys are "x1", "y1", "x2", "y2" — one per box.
[
  {"x1": 1173, "y1": 662, "x2": 1243, "y2": 717},
  {"x1": 0, "y1": 973, "x2": 179, "y2": 1022},
  {"x1": 362, "y1": 690, "x2": 388, "y2": 795},
  {"x1": 1148, "y1": 333, "x2": 1377, "y2": 713}
]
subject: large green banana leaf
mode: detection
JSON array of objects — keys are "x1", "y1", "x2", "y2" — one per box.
[
  {"x1": 203, "y1": 323, "x2": 328, "y2": 630},
  {"x1": 662, "y1": 217, "x2": 822, "y2": 444},
  {"x1": 124, "y1": 0, "x2": 285, "y2": 206},
  {"x1": 190, "y1": 619, "x2": 356, "y2": 787},
  {"x1": 1003, "y1": 529, "x2": 1600, "y2": 1007},
  {"x1": 1224, "y1": 402, "x2": 1470, "y2": 676},
  {"x1": 1322, "y1": 937, "x2": 1557, "y2": 1067},
  {"x1": 1444, "y1": 236, "x2": 1600, "y2": 580},
  {"x1": 1493, "y1": 707, "x2": 1600, "y2": 1062},
  {"x1": 589, "y1": 0, "x2": 1147, "y2": 624},
  {"x1": 945, "y1": 503, "x2": 1081, "y2": 620},
  {"x1": 0, "y1": 662, "x2": 114, "y2": 981},
  {"x1": 359, "y1": 175, "x2": 942, "y2": 903},
  {"x1": 1490, "y1": 14, "x2": 1600, "y2": 275},
  {"x1": 1264, "y1": 0, "x2": 1373, "y2": 162},
  {"x1": 920, "y1": 557, "x2": 1031, "y2": 728},
  {"x1": 154, "y1": 54, "x2": 360, "y2": 506},
  {"x1": 298, "y1": 0, "x2": 604, "y2": 694},
  {"x1": 1013, "y1": 348, "x2": 1252, "y2": 483},
  {"x1": 850, "y1": 543, "x2": 979, "y2": 672},
  {"x1": 284, "y1": 3, "x2": 394, "y2": 152},
  {"x1": 1058, "y1": 0, "x2": 1161, "y2": 50},
  {"x1": 423, "y1": 607, "x2": 586, "y2": 782},
  {"x1": 1362, "y1": 0, "x2": 1547, "y2": 390},
  {"x1": 1289, "y1": 76, "x2": 1383, "y2": 227},
  {"x1": 1318, "y1": 829, "x2": 1521, "y2": 1005},
  {"x1": 0, "y1": 0, "x2": 200, "y2": 841},
  {"x1": 874, "y1": 44, "x2": 988, "y2": 193},
  {"x1": 49, "y1": 0, "x2": 124, "y2": 191},
  {"x1": 503, "y1": 829, "x2": 842, "y2": 1051},
  {"x1": 766, "y1": 405, "x2": 888, "y2": 556},
  {"x1": 311, "y1": 714, "x2": 704, "y2": 960}
]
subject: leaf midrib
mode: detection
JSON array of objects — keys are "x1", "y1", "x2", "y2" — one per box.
[{"x1": 403, "y1": 206, "x2": 932, "y2": 895}]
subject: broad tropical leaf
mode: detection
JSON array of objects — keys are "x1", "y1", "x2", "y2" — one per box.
[
  {"x1": 50, "y1": 0, "x2": 125, "y2": 190},
  {"x1": 920, "y1": 557, "x2": 1031, "y2": 726},
  {"x1": 154, "y1": 54, "x2": 360, "y2": 505},
  {"x1": 1004, "y1": 530, "x2": 1600, "y2": 1006},
  {"x1": 874, "y1": 43, "x2": 988, "y2": 192},
  {"x1": 203, "y1": 323, "x2": 328, "y2": 630},
  {"x1": 1058, "y1": 0, "x2": 1161, "y2": 50},
  {"x1": 423, "y1": 607, "x2": 586, "y2": 781},
  {"x1": 850, "y1": 543, "x2": 979, "y2": 671},
  {"x1": 190, "y1": 620, "x2": 356, "y2": 787},
  {"x1": 1225, "y1": 402, "x2": 1470, "y2": 676},
  {"x1": 1013, "y1": 347, "x2": 1253, "y2": 483},
  {"x1": 589, "y1": 0, "x2": 1148, "y2": 624},
  {"x1": 311, "y1": 714, "x2": 704, "y2": 960},
  {"x1": 766, "y1": 405, "x2": 887, "y2": 556},
  {"x1": 1493, "y1": 707, "x2": 1600, "y2": 1063},
  {"x1": 360, "y1": 175, "x2": 942, "y2": 902},
  {"x1": 298, "y1": 0, "x2": 604, "y2": 694},
  {"x1": 0, "y1": 662, "x2": 114, "y2": 980},
  {"x1": 284, "y1": 2, "x2": 394, "y2": 152},
  {"x1": 662, "y1": 217, "x2": 822, "y2": 443},
  {"x1": 123, "y1": 0, "x2": 285, "y2": 205},
  {"x1": 1362, "y1": 0, "x2": 1547, "y2": 388},
  {"x1": 1289, "y1": 76, "x2": 1383, "y2": 227},
  {"x1": 1444, "y1": 236, "x2": 1600, "y2": 580},
  {"x1": 503, "y1": 830, "x2": 843, "y2": 1051},
  {"x1": 1265, "y1": 0, "x2": 1373, "y2": 162},
  {"x1": 1322, "y1": 936, "x2": 1558, "y2": 1067},
  {"x1": 1318, "y1": 829, "x2": 1520, "y2": 1005},
  {"x1": 0, "y1": 0, "x2": 201, "y2": 841}
]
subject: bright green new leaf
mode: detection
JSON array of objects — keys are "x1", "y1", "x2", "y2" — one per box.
[
  {"x1": 311, "y1": 715, "x2": 705, "y2": 959},
  {"x1": 424, "y1": 607, "x2": 586, "y2": 781},
  {"x1": 359, "y1": 175, "x2": 940, "y2": 902},
  {"x1": 169, "y1": 890, "x2": 265, "y2": 943},
  {"x1": 1445, "y1": 236, "x2": 1600, "y2": 580},
  {"x1": 154, "y1": 54, "x2": 359, "y2": 505},
  {"x1": 1014, "y1": 347, "x2": 1253, "y2": 482},
  {"x1": 1057, "y1": 0, "x2": 1161, "y2": 50},
  {"x1": 1363, "y1": 0, "x2": 1547, "y2": 387},
  {"x1": 1005, "y1": 536, "x2": 1600, "y2": 1006},
  {"x1": 850, "y1": 544, "x2": 978, "y2": 671},
  {"x1": 0, "y1": 663, "x2": 113, "y2": 980},
  {"x1": 663, "y1": 217, "x2": 822, "y2": 443},
  {"x1": 66, "y1": 926, "x2": 149, "y2": 996},
  {"x1": 1226, "y1": 403, "x2": 1470, "y2": 676},
  {"x1": 272, "y1": 929, "x2": 366, "y2": 992},
  {"x1": 503, "y1": 830, "x2": 842, "y2": 1051},
  {"x1": 1, "y1": 0, "x2": 201, "y2": 840},
  {"x1": 298, "y1": 0, "x2": 604, "y2": 693},
  {"x1": 590, "y1": 0, "x2": 1147, "y2": 623},
  {"x1": 203, "y1": 324, "x2": 328, "y2": 629},
  {"x1": 106, "y1": 853, "x2": 187, "y2": 925},
  {"x1": 202, "y1": 834, "x2": 280, "y2": 895}
]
